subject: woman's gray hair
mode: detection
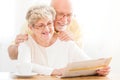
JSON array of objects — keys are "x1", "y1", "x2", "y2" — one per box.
[{"x1": 26, "y1": 5, "x2": 56, "y2": 25}]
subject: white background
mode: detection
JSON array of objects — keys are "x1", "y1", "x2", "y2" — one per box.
[{"x1": 0, "y1": 0, "x2": 120, "y2": 73}]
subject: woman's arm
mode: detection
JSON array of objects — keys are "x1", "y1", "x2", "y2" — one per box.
[
  {"x1": 68, "y1": 41, "x2": 91, "y2": 63},
  {"x1": 68, "y1": 42, "x2": 110, "y2": 76},
  {"x1": 18, "y1": 42, "x2": 64, "y2": 76}
]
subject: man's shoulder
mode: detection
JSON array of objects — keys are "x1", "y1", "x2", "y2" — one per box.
[{"x1": 70, "y1": 18, "x2": 78, "y2": 25}]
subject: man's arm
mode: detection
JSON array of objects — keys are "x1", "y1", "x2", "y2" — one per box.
[
  {"x1": 8, "y1": 34, "x2": 28, "y2": 59},
  {"x1": 8, "y1": 44, "x2": 18, "y2": 59}
]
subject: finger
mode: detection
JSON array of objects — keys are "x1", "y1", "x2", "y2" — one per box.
[
  {"x1": 98, "y1": 71, "x2": 109, "y2": 76},
  {"x1": 97, "y1": 69, "x2": 110, "y2": 76},
  {"x1": 15, "y1": 39, "x2": 24, "y2": 44},
  {"x1": 97, "y1": 70, "x2": 110, "y2": 74},
  {"x1": 58, "y1": 33, "x2": 67, "y2": 41},
  {"x1": 61, "y1": 37, "x2": 71, "y2": 41},
  {"x1": 17, "y1": 34, "x2": 28, "y2": 40},
  {"x1": 97, "y1": 68, "x2": 110, "y2": 73},
  {"x1": 16, "y1": 34, "x2": 28, "y2": 42},
  {"x1": 58, "y1": 32, "x2": 66, "y2": 37},
  {"x1": 58, "y1": 33, "x2": 72, "y2": 41},
  {"x1": 24, "y1": 34, "x2": 28, "y2": 40}
]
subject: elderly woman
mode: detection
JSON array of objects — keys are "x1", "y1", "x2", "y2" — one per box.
[{"x1": 18, "y1": 5, "x2": 110, "y2": 76}]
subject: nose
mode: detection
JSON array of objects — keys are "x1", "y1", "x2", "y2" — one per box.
[
  {"x1": 43, "y1": 26, "x2": 50, "y2": 32},
  {"x1": 61, "y1": 16, "x2": 68, "y2": 24}
]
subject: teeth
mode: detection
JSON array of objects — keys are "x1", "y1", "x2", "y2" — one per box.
[
  {"x1": 58, "y1": 23, "x2": 67, "y2": 26},
  {"x1": 42, "y1": 32, "x2": 49, "y2": 35},
  {"x1": 58, "y1": 21, "x2": 67, "y2": 25}
]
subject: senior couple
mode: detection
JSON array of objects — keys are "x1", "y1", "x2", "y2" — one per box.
[{"x1": 8, "y1": 0, "x2": 110, "y2": 76}]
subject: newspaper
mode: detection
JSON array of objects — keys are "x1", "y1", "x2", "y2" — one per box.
[{"x1": 57, "y1": 57, "x2": 112, "y2": 78}]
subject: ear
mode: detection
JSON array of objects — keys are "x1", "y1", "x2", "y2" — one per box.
[
  {"x1": 28, "y1": 24, "x2": 33, "y2": 30},
  {"x1": 28, "y1": 24, "x2": 33, "y2": 34}
]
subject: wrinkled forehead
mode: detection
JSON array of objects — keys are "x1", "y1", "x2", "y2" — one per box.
[
  {"x1": 55, "y1": 7, "x2": 73, "y2": 15},
  {"x1": 52, "y1": 0, "x2": 73, "y2": 14}
]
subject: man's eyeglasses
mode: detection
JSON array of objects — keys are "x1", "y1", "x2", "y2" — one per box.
[
  {"x1": 33, "y1": 22, "x2": 53, "y2": 30},
  {"x1": 56, "y1": 12, "x2": 73, "y2": 19}
]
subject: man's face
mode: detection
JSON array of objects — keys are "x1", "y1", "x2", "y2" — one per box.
[{"x1": 53, "y1": 2, "x2": 73, "y2": 32}]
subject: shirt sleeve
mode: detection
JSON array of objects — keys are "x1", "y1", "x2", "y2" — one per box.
[
  {"x1": 68, "y1": 41, "x2": 91, "y2": 63},
  {"x1": 18, "y1": 42, "x2": 54, "y2": 75},
  {"x1": 32, "y1": 63, "x2": 54, "y2": 75}
]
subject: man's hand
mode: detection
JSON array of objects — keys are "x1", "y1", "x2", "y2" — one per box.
[
  {"x1": 15, "y1": 34, "x2": 28, "y2": 46},
  {"x1": 58, "y1": 31, "x2": 74, "y2": 41},
  {"x1": 51, "y1": 68, "x2": 65, "y2": 76},
  {"x1": 96, "y1": 66, "x2": 110, "y2": 76},
  {"x1": 8, "y1": 34, "x2": 28, "y2": 59}
]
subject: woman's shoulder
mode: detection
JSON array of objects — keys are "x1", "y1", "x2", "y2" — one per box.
[
  {"x1": 19, "y1": 35, "x2": 34, "y2": 47},
  {"x1": 56, "y1": 39, "x2": 76, "y2": 46}
]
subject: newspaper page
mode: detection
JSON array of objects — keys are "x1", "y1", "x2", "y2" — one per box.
[{"x1": 57, "y1": 57, "x2": 112, "y2": 78}]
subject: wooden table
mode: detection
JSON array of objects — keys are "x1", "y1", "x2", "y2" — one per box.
[{"x1": 0, "y1": 72, "x2": 119, "y2": 80}]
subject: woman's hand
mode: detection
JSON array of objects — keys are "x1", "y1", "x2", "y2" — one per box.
[
  {"x1": 96, "y1": 66, "x2": 110, "y2": 76},
  {"x1": 51, "y1": 68, "x2": 65, "y2": 76}
]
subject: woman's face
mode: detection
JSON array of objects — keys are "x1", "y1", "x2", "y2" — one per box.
[{"x1": 30, "y1": 19, "x2": 54, "y2": 42}]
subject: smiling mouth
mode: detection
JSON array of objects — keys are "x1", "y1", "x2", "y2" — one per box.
[
  {"x1": 57, "y1": 22, "x2": 68, "y2": 26},
  {"x1": 42, "y1": 32, "x2": 50, "y2": 35}
]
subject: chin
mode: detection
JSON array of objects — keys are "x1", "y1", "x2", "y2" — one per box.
[
  {"x1": 42, "y1": 36, "x2": 52, "y2": 41},
  {"x1": 56, "y1": 27, "x2": 66, "y2": 32},
  {"x1": 43, "y1": 38, "x2": 50, "y2": 42}
]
